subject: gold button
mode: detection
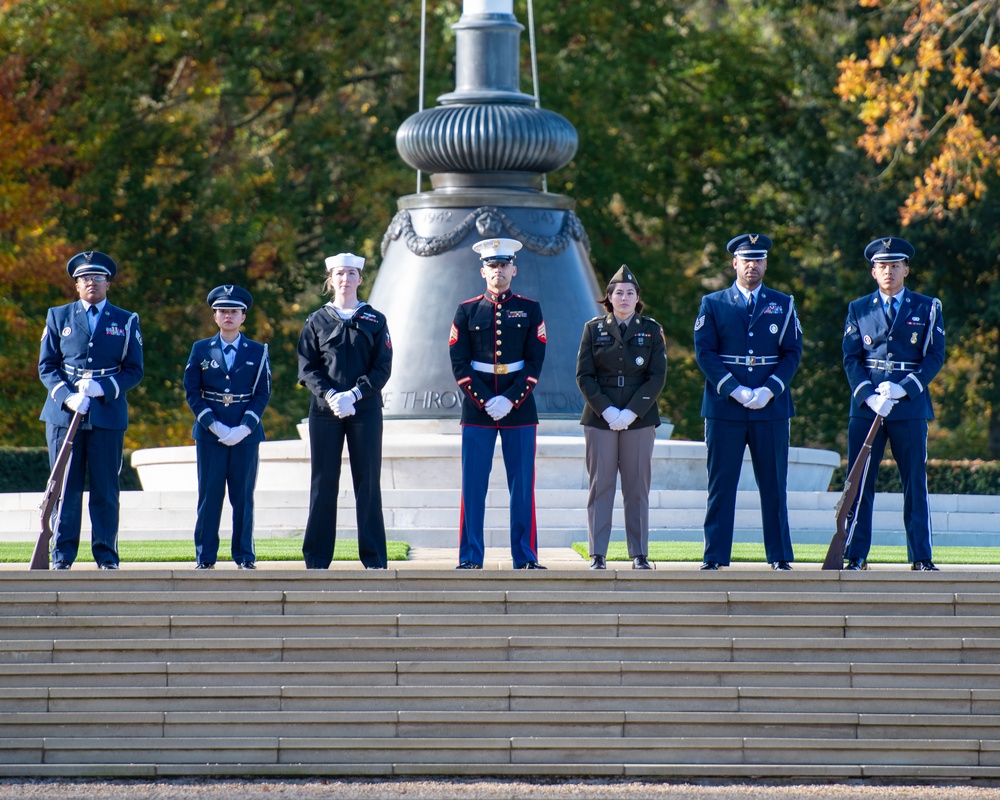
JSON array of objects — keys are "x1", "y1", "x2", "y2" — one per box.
[{"x1": 496, "y1": 351, "x2": 502, "y2": 356}]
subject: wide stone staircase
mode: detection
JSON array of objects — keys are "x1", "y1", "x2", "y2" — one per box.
[{"x1": 3, "y1": 566, "x2": 1000, "y2": 778}]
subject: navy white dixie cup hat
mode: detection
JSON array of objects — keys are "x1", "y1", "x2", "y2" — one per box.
[
  {"x1": 473, "y1": 238, "x2": 523, "y2": 263},
  {"x1": 66, "y1": 251, "x2": 117, "y2": 279},
  {"x1": 865, "y1": 237, "x2": 915, "y2": 264},
  {"x1": 207, "y1": 285, "x2": 253, "y2": 310},
  {"x1": 325, "y1": 253, "x2": 365, "y2": 271},
  {"x1": 727, "y1": 233, "x2": 772, "y2": 260}
]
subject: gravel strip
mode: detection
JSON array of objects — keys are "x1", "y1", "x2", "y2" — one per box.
[{"x1": 4, "y1": 779, "x2": 1000, "y2": 800}]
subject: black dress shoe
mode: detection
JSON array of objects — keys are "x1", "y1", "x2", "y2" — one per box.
[
  {"x1": 912, "y1": 560, "x2": 940, "y2": 571},
  {"x1": 194, "y1": 563, "x2": 215, "y2": 570},
  {"x1": 589, "y1": 555, "x2": 606, "y2": 570},
  {"x1": 771, "y1": 561, "x2": 792, "y2": 571},
  {"x1": 699, "y1": 561, "x2": 721, "y2": 571},
  {"x1": 518, "y1": 561, "x2": 547, "y2": 570},
  {"x1": 98, "y1": 563, "x2": 119, "y2": 570},
  {"x1": 52, "y1": 562, "x2": 71, "y2": 570},
  {"x1": 632, "y1": 555, "x2": 653, "y2": 570},
  {"x1": 844, "y1": 558, "x2": 866, "y2": 571},
  {"x1": 365, "y1": 565, "x2": 386, "y2": 570},
  {"x1": 456, "y1": 561, "x2": 482, "y2": 570},
  {"x1": 237, "y1": 562, "x2": 256, "y2": 570}
]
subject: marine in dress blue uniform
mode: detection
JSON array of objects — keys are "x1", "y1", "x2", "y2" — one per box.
[
  {"x1": 450, "y1": 238, "x2": 547, "y2": 569},
  {"x1": 298, "y1": 253, "x2": 393, "y2": 570},
  {"x1": 38, "y1": 251, "x2": 144, "y2": 569},
  {"x1": 842, "y1": 237, "x2": 946, "y2": 571},
  {"x1": 694, "y1": 233, "x2": 802, "y2": 570},
  {"x1": 183, "y1": 286, "x2": 271, "y2": 569}
]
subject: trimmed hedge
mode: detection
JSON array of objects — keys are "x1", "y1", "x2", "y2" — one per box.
[
  {"x1": 828, "y1": 459, "x2": 1000, "y2": 496},
  {"x1": 0, "y1": 447, "x2": 142, "y2": 493}
]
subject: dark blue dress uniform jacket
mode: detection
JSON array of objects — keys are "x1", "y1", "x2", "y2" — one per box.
[
  {"x1": 843, "y1": 290, "x2": 945, "y2": 420},
  {"x1": 694, "y1": 283, "x2": 801, "y2": 420},
  {"x1": 183, "y1": 336, "x2": 271, "y2": 441},
  {"x1": 39, "y1": 301, "x2": 144, "y2": 429},
  {"x1": 449, "y1": 289, "x2": 546, "y2": 427},
  {"x1": 298, "y1": 303, "x2": 393, "y2": 410}
]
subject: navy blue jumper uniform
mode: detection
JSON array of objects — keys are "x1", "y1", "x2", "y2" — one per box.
[
  {"x1": 843, "y1": 288, "x2": 945, "y2": 564},
  {"x1": 450, "y1": 288, "x2": 546, "y2": 568},
  {"x1": 38, "y1": 264, "x2": 143, "y2": 569},
  {"x1": 694, "y1": 282, "x2": 801, "y2": 565},
  {"x1": 298, "y1": 302, "x2": 393, "y2": 569},
  {"x1": 183, "y1": 331, "x2": 270, "y2": 567}
]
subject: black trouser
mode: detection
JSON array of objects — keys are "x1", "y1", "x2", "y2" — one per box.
[{"x1": 302, "y1": 406, "x2": 387, "y2": 569}]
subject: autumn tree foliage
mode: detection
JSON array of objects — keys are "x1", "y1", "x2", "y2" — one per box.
[
  {"x1": 836, "y1": 0, "x2": 1000, "y2": 223},
  {"x1": 0, "y1": 55, "x2": 76, "y2": 442}
]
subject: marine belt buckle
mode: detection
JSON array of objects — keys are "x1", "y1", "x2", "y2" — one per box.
[
  {"x1": 748, "y1": 356, "x2": 757, "y2": 366},
  {"x1": 81, "y1": 370, "x2": 94, "y2": 379},
  {"x1": 495, "y1": 364, "x2": 508, "y2": 375},
  {"x1": 885, "y1": 361, "x2": 893, "y2": 375},
  {"x1": 222, "y1": 393, "x2": 234, "y2": 407}
]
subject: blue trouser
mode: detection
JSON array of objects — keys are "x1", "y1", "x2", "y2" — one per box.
[
  {"x1": 46, "y1": 423, "x2": 124, "y2": 567},
  {"x1": 845, "y1": 416, "x2": 932, "y2": 563},
  {"x1": 303, "y1": 407, "x2": 387, "y2": 569},
  {"x1": 459, "y1": 424, "x2": 538, "y2": 568},
  {"x1": 193, "y1": 436, "x2": 260, "y2": 565},
  {"x1": 703, "y1": 417, "x2": 794, "y2": 565}
]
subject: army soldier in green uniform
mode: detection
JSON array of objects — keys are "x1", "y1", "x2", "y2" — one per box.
[{"x1": 576, "y1": 265, "x2": 667, "y2": 570}]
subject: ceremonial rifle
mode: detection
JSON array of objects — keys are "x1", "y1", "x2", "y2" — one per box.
[
  {"x1": 30, "y1": 410, "x2": 83, "y2": 570},
  {"x1": 822, "y1": 415, "x2": 884, "y2": 570}
]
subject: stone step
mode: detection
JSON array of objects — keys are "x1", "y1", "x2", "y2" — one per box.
[
  {"x1": 7, "y1": 568, "x2": 1000, "y2": 596},
  {"x1": 6, "y1": 709, "x2": 1000, "y2": 741},
  {"x1": 4, "y1": 584, "x2": 998, "y2": 616},
  {"x1": 7, "y1": 613, "x2": 1000, "y2": 641},
  {"x1": 3, "y1": 634, "x2": 1000, "y2": 666},
  {"x1": 2, "y1": 684, "x2": 997, "y2": 715},
  {"x1": 2, "y1": 658, "x2": 1000, "y2": 692}
]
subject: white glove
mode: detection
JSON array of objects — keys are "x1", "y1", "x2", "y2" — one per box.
[
  {"x1": 76, "y1": 378, "x2": 105, "y2": 398},
  {"x1": 611, "y1": 409, "x2": 638, "y2": 431},
  {"x1": 219, "y1": 424, "x2": 251, "y2": 446},
  {"x1": 325, "y1": 390, "x2": 355, "y2": 417},
  {"x1": 485, "y1": 395, "x2": 514, "y2": 421},
  {"x1": 336, "y1": 395, "x2": 356, "y2": 418},
  {"x1": 744, "y1": 386, "x2": 774, "y2": 410},
  {"x1": 730, "y1": 385, "x2": 754, "y2": 406},
  {"x1": 602, "y1": 407, "x2": 622, "y2": 426},
  {"x1": 65, "y1": 393, "x2": 91, "y2": 414},
  {"x1": 208, "y1": 421, "x2": 232, "y2": 439},
  {"x1": 878, "y1": 381, "x2": 906, "y2": 400},
  {"x1": 865, "y1": 393, "x2": 896, "y2": 417}
]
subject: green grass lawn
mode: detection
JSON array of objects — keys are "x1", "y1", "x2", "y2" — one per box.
[
  {"x1": 571, "y1": 541, "x2": 1000, "y2": 565},
  {"x1": 0, "y1": 538, "x2": 410, "y2": 564}
]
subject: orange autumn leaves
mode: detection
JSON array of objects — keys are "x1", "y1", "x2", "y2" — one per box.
[{"x1": 836, "y1": 0, "x2": 1000, "y2": 224}]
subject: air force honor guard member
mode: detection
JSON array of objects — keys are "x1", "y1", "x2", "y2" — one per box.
[
  {"x1": 694, "y1": 233, "x2": 801, "y2": 571},
  {"x1": 450, "y1": 238, "x2": 547, "y2": 570},
  {"x1": 38, "y1": 250, "x2": 144, "y2": 570},
  {"x1": 183, "y1": 286, "x2": 271, "y2": 570},
  {"x1": 842, "y1": 237, "x2": 945, "y2": 571}
]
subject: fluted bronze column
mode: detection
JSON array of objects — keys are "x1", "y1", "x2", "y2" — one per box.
[{"x1": 370, "y1": 0, "x2": 600, "y2": 419}]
